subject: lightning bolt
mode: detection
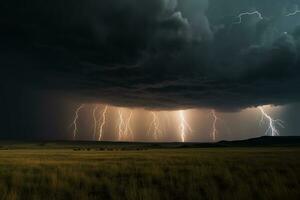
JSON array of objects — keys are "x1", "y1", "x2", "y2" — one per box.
[
  {"x1": 92, "y1": 105, "x2": 100, "y2": 140},
  {"x1": 117, "y1": 109, "x2": 134, "y2": 141},
  {"x1": 259, "y1": 107, "x2": 284, "y2": 136},
  {"x1": 211, "y1": 110, "x2": 218, "y2": 142},
  {"x1": 286, "y1": 5, "x2": 300, "y2": 17},
  {"x1": 124, "y1": 111, "x2": 134, "y2": 141},
  {"x1": 178, "y1": 110, "x2": 193, "y2": 142},
  {"x1": 71, "y1": 104, "x2": 85, "y2": 140},
  {"x1": 234, "y1": 11, "x2": 263, "y2": 24},
  {"x1": 117, "y1": 109, "x2": 125, "y2": 141},
  {"x1": 286, "y1": 10, "x2": 300, "y2": 17},
  {"x1": 98, "y1": 105, "x2": 108, "y2": 141},
  {"x1": 148, "y1": 112, "x2": 162, "y2": 140}
]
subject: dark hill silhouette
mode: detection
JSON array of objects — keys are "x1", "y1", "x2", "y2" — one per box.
[
  {"x1": 217, "y1": 136, "x2": 300, "y2": 147},
  {"x1": 0, "y1": 136, "x2": 300, "y2": 150}
]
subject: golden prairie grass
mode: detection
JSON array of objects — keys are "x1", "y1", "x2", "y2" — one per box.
[{"x1": 0, "y1": 148, "x2": 299, "y2": 200}]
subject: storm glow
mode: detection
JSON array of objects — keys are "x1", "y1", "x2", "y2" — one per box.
[{"x1": 70, "y1": 104, "x2": 285, "y2": 142}]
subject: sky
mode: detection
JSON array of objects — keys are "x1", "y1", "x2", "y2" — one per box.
[{"x1": 0, "y1": 0, "x2": 300, "y2": 141}]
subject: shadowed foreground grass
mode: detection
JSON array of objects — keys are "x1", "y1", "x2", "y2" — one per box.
[{"x1": 0, "y1": 148, "x2": 299, "y2": 200}]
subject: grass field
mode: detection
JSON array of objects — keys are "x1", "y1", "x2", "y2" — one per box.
[{"x1": 0, "y1": 145, "x2": 299, "y2": 200}]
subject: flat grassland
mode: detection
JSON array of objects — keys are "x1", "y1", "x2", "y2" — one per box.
[{"x1": 0, "y1": 146, "x2": 299, "y2": 200}]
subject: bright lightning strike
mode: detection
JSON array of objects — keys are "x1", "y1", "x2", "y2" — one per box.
[
  {"x1": 92, "y1": 105, "x2": 100, "y2": 140},
  {"x1": 148, "y1": 112, "x2": 162, "y2": 140},
  {"x1": 211, "y1": 110, "x2": 218, "y2": 142},
  {"x1": 259, "y1": 107, "x2": 284, "y2": 136},
  {"x1": 124, "y1": 111, "x2": 134, "y2": 141},
  {"x1": 71, "y1": 104, "x2": 85, "y2": 140},
  {"x1": 234, "y1": 11, "x2": 263, "y2": 24},
  {"x1": 117, "y1": 109, "x2": 125, "y2": 141},
  {"x1": 178, "y1": 111, "x2": 192, "y2": 142},
  {"x1": 98, "y1": 105, "x2": 108, "y2": 141},
  {"x1": 117, "y1": 109, "x2": 134, "y2": 141}
]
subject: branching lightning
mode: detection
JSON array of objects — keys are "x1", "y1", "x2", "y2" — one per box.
[
  {"x1": 98, "y1": 105, "x2": 108, "y2": 141},
  {"x1": 69, "y1": 104, "x2": 287, "y2": 142},
  {"x1": 211, "y1": 110, "x2": 218, "y2": 142},
  {"x1": 71, "y1": 104, "x2": 85, "y2": 140},
  {"x1": 117, "y1": 109, "x2": 134, "y2": 141},
  {"x1": 259, "y1": 107, "x2": 284, "y2": 136},
  {"x1": 234, "y1": 11, "x2": 263, "y2": 24},
  {"x1": 286, "y1": 5, "x2": 300, "y2": 17},
  {"x1": 148, "y1": 112, "x2": 162, "y2": 140},
  {"x1": 178, "y1": 111, "x2": 192, "y2": 142}
]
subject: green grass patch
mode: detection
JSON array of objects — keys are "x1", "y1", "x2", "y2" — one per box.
[{"x1": 0, "y1": 148, "x2": 299, "y2": 200}]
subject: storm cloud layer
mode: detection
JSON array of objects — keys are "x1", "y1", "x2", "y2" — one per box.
[{"x1": 1, "y1": 0, "x2": 300, "y2": 110}]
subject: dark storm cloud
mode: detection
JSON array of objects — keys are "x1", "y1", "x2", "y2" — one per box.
[{"x1": 1, "y1": 0, "x2": 300, "y2": 110}]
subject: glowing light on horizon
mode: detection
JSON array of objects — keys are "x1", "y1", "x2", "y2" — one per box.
[
  {"x1": 98, "y1": 105, "x2": 108, "y2": 141},
  {"x1": 234, "y1": 11, "x2": 263, "y2": 24},
  {"x1": 178, "y1": 110, "x2": 193, "y2": 142},
  {"x1": 71, "y1": 104, "x2": 85, "y2": 140},
  {"x1": 69, "y1": 103, "x2": 288, "y2": 142},
  {"x1": 259, "y1": 107, "x2": 284, "y2": 136}
]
